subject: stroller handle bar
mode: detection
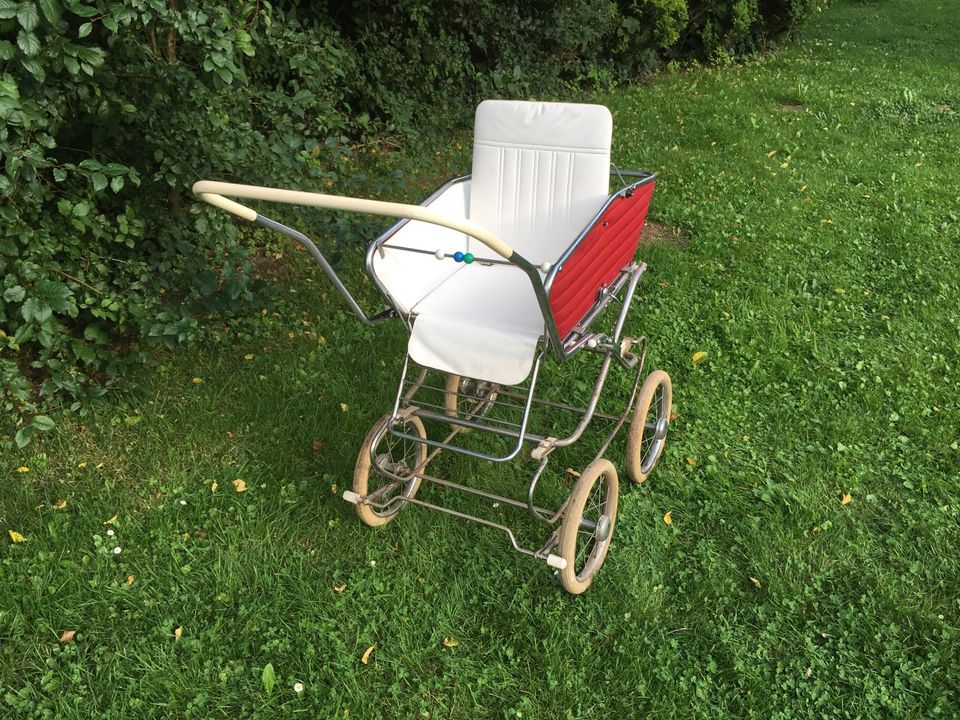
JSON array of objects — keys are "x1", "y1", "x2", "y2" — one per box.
[{"x1": 192, "y1": 181, "x2": 515, "y2": 261}]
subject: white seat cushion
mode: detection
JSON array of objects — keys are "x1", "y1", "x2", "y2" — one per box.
[{"x1": 408, "y1": 265, "x2": 544, "y2": 386}]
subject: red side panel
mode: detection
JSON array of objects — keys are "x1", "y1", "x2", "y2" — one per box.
[{"x1": 548, "y1": 180, "x2": 655, "y2": 340}]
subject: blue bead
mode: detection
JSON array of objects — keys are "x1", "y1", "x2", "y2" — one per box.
[{"x1": 453, "y1": 251, "x2": 464, "y2": 262}]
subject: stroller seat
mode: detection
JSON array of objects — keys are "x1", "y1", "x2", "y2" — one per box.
[
  {"x1": 408, "y1": 263, "x2": 544, "y2": 386},
  {"x1": 374, "y1": 100, "x2": 614, "y2": 385}
]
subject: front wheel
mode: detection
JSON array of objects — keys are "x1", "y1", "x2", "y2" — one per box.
[
  {"x1": 557, "y1": 459, "x2": 619, "y2": 595},
  {"x1": 352, "y1": 413, "x2": 427, "y2": 527}
]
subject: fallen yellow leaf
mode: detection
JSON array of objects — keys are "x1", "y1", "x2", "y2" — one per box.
[
  {"x1": 692, "y1": 351, "x2": 708, "y2": 365},
  {"x1": 174, "y1": 626, "x2": 183, "y2": 643},
  {"x1": 749, "y1": 576, "x2": 761, "y2": 588},
  {"x1": 686, "y1": 457, "x2": 697, "y2": 467},
  {"x1": 192, "y1": 377, "x2": 203, "y2": 384},
  {"x1": 244, "y1": 354, "x2": 255, "y2": 360},
  {"x1": 54, "y1": 499, "x2": 67, "y2": 510},
  {"x1": 77, "y1": 462, "x2": 87, "y2": 469},
  {"x1": 211, "y1": 481, "x2": 218, "y2": 493},
  {"x1": 16, "y1": 466, "x2": 29, "y2": 473},
  {"x1": 340, "y1": 403, "x2": 349, "y2": 412},
  {"x1": 767, "y1": 150, "x2": 777, "y2": 157},
  {"x1": 442, "y1": 637, "x2": 460, "y2": 648},
  {"x1": 841, "y1": 493, "x2": 852, "y2": 505},
  {"x1": 103, "y1": 514, "x2": 118, "y2": 525},
  {"x1": 232, "y1": 478, "x2": 247, "y2": 493},
  {"x1": 8, "y1": 530, "x2": 27, "y2": 543},
  {"x1": 59, "y1": 630, "x2": 77, "y2": 644},
  {"x1": 361, "y1": 645, "x2": 375, "y2": 664},
  {"x1": 126, "y1": 575, "x2": 136, "y2": 585},
  {"x1": 663, "y1": 511, "x2": 673, "y2": 526}
]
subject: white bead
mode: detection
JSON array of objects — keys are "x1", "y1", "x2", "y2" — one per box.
[
  {"x1": 435, "y1": 249, "x2": 445, "y2": 260},
  {"x1": 587, "y1": 338, "x2": 598, "y2": 349},
  {"x1": 539, "y1": 262, "x2": 552, "y2": 273}
]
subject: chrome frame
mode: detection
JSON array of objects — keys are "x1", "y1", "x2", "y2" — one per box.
[{"x1": 363, "y1": 256, "x2": 655, "y2": 566}]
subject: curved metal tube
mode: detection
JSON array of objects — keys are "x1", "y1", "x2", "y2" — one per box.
[{"x1": 193, "y1": 180, "x2": 515, "y2": 260}]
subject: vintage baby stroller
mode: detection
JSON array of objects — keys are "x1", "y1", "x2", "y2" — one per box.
[{"x1": 193, "y1": 100, "x2": 672, "y2": 594}]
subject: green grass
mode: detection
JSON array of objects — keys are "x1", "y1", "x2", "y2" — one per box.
[{"x1": 3, "y1": 1, "x2": 960, "y2": 717}]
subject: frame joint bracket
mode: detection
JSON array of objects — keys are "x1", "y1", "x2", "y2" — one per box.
[{"x1": 530, "y1": 437, "x2": 557, "y2": 461}]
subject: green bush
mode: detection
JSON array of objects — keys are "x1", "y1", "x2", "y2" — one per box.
[
  {"x1": 1, "y1": 1, "x2": 360, "y2": 446},
  {"x1": 759, "y1": 0, "x2": 820, "y2": 36},
  {"x1": 1, "y1": 0, "x2": 820, "y2": 446}
]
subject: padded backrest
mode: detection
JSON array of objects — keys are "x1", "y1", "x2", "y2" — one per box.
[{"x1": 469, "y1": 100, "x2": 612, "y2": 263}]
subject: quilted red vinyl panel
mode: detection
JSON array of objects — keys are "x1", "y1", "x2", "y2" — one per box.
[{"x1": 548, "y1": 180, "x2": 655, "y2": 340}]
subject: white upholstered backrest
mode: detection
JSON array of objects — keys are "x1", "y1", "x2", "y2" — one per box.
[{"x1": 469, "y1": 100, "x2": 612, "y2": 263}]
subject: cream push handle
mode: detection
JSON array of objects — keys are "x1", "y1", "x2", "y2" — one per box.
[{"x1": 192, "y1": 180, "x2": 514, "y2": 261}]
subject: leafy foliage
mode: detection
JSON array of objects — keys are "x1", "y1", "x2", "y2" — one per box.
[{"x1": 1, "y1": 1, "x2": 357, "y2": 444}]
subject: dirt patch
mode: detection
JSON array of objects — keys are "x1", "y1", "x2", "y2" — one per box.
[
  {"x1": 251, "y1": 253, "x2": 290, "y2": 279},
  {"x1": 780, "y1": 102, "x2": 805, "y2": 113},
  {"x1": 642, "y1": 221, "x2": 690, "y2": 247}
]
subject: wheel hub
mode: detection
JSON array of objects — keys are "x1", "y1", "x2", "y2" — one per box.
[
  {"x1": 594, "y1": 515, "x2": 612, "y2": 542},
  {"x1": 654, "y1": 417, "x2": 669, "y2": 440}
]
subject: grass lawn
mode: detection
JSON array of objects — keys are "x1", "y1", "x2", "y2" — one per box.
[{"x1": 3, "y1": 0, "x2": 959, "y2": 717}]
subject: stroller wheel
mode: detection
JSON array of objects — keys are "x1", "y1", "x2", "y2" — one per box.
[
  {"x1": 558, "y1": 459, "x2": 619, "y2": 595},
  {"x1": 352, "y1": 413, "x2": 428, "y2": 527},
  {"x1": 625, "y1": 370, "x2": 672, "y2": 484},
  {"x1": 443, "y1": 374, "x2": 499, "y2": 424}
]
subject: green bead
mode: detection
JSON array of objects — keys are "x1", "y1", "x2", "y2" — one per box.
[{"x1": 463, "y1": 252, "x2": 474, "y2": 264}]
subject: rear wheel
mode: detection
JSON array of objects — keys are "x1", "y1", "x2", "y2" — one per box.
[
  {"x1": 443, "y1": 374, "x2": 499, "y2": 423},
  {"x1": 352, "y1": 413, "x2": 427, "y2": 527},
  {"x1": 558, "y1": 459, "x2": 619, "y2": 595},
  {"x1": 625, "y1": 370, "x2": 672, "y2": 484}
]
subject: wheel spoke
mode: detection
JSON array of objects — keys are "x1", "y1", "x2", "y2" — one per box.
[
  {"x1": 574, "y1": 475, "x2": 610, "y2": 574},
  {"x1": 576, "y1": 528, "x2": 595, "y2": 569},
  {"x1": 640, "y1": 383, "x2": 664, "y2": 463}
]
